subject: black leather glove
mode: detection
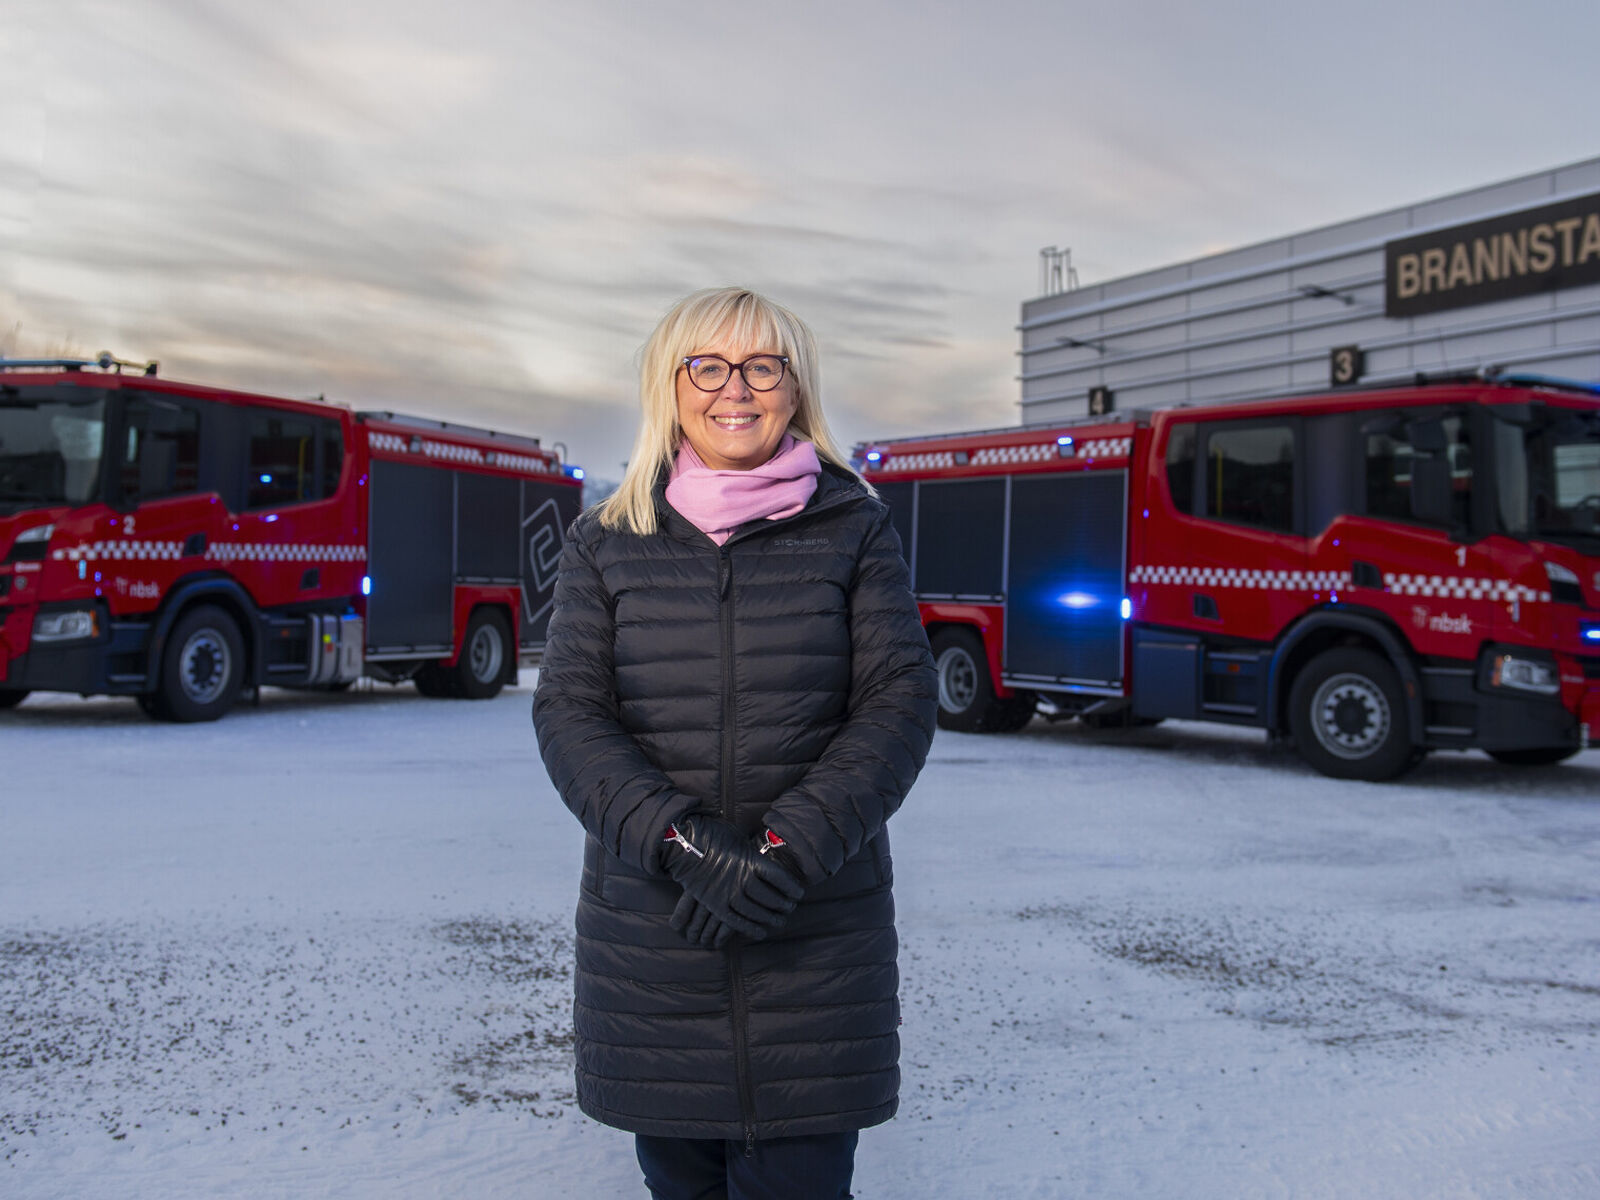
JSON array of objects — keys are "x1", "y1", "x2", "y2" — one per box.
[
  {"x1": 754, "y1": 827, "x2": 806, "y2": 885},
  {"x1": 671, "y1": 893, "x2": 735, "y2": 949},
  {"x1": 663, "y1": 815, "x2": 804, "y2": 947},
  {"x1": 670, "y1": 827, "x2": 808, "y2": 949}
]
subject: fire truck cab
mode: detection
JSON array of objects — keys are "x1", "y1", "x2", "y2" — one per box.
[
  {"x1": 0, "y1": 357, "x2": 581, "y2": 721},
  {"x1": 859, "y1": 374, "x2": 1600, "y2": 780}
]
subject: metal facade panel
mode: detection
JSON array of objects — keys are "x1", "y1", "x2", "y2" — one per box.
[
  {"x1": 1102, "y1": 263, "x2": 1193, "y2": 299},
  {"x1": 1289, "y1": 212, "x2": 1413, "y2": 256},
  {"x1": 1190, "y1": 271, "x2": 1291, "y2": 309},
  {"x1": 1411, "y1": 177, "x2": 1556, "y2": 227},
  {"x1": 1104, "y1": 292, "x2": 1191, "y2": 330},
  {"x1": 367, "y1": 459, "x2": 454, "y2": 651},
  {"x1": 1005, "y1": 472, "x2": 1127, "y2": 687},
  {"x1": 1558, "y1": 315, "x2": 1600, "y2": 345}
]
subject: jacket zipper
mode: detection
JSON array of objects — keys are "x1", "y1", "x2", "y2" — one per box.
[
  {"x1": 718, "y1": 546, "x2": 735, "y2": 823},
  {"x1": 699, "y1": 483, "x2": 860, "y2": 1152},
  {"x1": 730, "y1": 945, "x2": 757, "y2": 1155},
  {"x1": 718, "y1": 545, "x2": 758, "y2": 1153}
]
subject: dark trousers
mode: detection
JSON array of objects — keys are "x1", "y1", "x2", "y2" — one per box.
[{"x1": 635, "y1": 1131, "x2": 859, "y2": 1200}]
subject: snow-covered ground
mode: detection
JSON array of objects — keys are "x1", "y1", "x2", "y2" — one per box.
[{"x1": 3, "y1": 675, "x2": 1598, "y2": 1199}]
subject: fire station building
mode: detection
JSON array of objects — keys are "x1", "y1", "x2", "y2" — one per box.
[{"x1": 1021, "y1": 156, "x2": 1600, "y2": 422}]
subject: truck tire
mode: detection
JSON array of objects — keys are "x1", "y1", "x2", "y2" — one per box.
[
  {"x1": 931, "y1": 628, "x2": 1035, "y2": 733},
  {"x1": 1288, "y1": 647, "x2": 1418, "y2": 781},
  {"x1": 451, "y1": 609, "x2": 511, "y2": 700},
  {"x1": 1486, "y1": 746, "x2": 1580, "y2": 766},
  {"x1": 157, "y1": 604, "x2": 245, "y2": 723},
  {"x1": 0, "y1": 688, "x2": 28, "y2": 709},
  {"x1": 413, "y1": 663, "x2": 457, "y2": 698}
]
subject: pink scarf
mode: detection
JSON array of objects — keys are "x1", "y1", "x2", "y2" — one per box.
[{"x1": 665, "y1": 434, "x2": 821, "y2": 545}]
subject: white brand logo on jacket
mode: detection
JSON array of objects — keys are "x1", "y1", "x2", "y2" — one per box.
[{"x1": 773, "y1": 537, "x2": 831, "y2": 549}]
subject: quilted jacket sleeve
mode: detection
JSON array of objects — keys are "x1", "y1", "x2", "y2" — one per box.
[
  {"x1": 532, "y1": 521, "x2": 695, "y2": 875},
  {"x1": 760, "y1": 505, "x2": 938, "y2": 883}
]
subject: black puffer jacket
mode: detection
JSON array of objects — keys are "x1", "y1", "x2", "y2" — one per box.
[{"x1": 532, "y1": 463, "x2": 937, "y2": 1144}]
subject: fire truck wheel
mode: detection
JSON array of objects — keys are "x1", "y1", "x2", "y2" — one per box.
[
  {"x1": 0, "y1": 688, "x2": 28, "y2": 709},
  {"x1": 453, "y1": 609, "x2": 511, "y2": 700},
  {"x1": 931, "y1": 629, "x2": 1035, "y2": 733},
  {"x1": 1288, "y1": 648, "x2": 1416, "y2": 781},
  {"x1": 158, "y1": 605, "x2": 245, "y2": 723},
  {"x1": 1486, "y1": 746, "x2": 1581, "y2": 766}
]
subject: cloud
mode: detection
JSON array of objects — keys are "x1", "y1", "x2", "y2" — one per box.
[{"x1": 8, "y1": 0, "x2": 1599, "y2": 477}]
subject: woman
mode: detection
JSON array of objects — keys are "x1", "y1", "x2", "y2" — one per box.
[{"x1": 532, "y1": 286, "x2": 937, "y2": 1199}]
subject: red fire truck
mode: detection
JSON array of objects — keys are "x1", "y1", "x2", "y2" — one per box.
[
  {"x1": 0, "y1": 356, "x2": 581, "y2": 721},
  {"x1": 856, "y1": 373, "x2": 1600, "y2": 780}
]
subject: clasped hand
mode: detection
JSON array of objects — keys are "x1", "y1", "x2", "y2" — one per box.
[{"x1": 664, "y1": 815, "x2": 804, "y2": 949}]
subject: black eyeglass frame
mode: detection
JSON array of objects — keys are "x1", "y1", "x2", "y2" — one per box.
[{"x1": 679, "y1": 354, "x2": 791, "y2": 392}]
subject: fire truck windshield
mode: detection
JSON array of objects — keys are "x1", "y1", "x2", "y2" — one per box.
[
  {"x1": 0, "y1": 389, "x2": 106, "y2": 513},
  {"x1": 1493, "y1": 406, "x2": 1600, "y2": 550}
]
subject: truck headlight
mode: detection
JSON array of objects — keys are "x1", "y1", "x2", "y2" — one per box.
[
  {"x1": 1489, "y1": 652, "x2": 1560, "y2": 696},
  {"x1": 32, "y1": 608, "x2": 98, "y2": 643}
]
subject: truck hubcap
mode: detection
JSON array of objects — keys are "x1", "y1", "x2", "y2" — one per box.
[
  {"x1": 937, "y1": 646, "x2": 978, "y2": 713},
  {"x1": 1310, "y1": 672, "x2": 1390, "y2": 759},
  {"x1": 468, "y1": 624, "x2": 503, "y2": 683},
  {"x1": 179, "y1": 629, "x2": 231, "y2": 704}
]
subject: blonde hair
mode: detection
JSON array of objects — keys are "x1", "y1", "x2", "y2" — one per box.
[{"x1": 598, "y1": 286, "x2": 858, "y2": 535}]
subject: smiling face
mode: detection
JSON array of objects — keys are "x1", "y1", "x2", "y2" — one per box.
[{"x1": 674, "y1": 339, "x2": 799, "y2": 471}]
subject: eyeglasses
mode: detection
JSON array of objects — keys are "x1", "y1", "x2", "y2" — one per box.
[{"x1": 680, "y1": 354, "x2": 790, "y2": 393}]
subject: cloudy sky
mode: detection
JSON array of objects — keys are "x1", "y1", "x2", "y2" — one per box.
[{"x1": 5, "y1": 0, "x2": 1598, "y2": 479}]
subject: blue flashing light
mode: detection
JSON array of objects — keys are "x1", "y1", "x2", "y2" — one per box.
[
  {"x1": 263, "y1": 513, "x2": 279, "y2": 523},
  {"x1": 1056, "y1": 436, "x2": 1073, "y2": 446},
  {"x1": 1119, "y1": 597, "x2": 1132, "y2": 621},
  {"x1": 1583, "y1": 626, "x2": 1600, "y2": 643},
  {"x1": 571, "y1": 466, "x2": 586, "y2": 481},
  {"x1": 259, "y1": 473, "x2": 273, "y2": 484},
  {"x1": 1057, "y1": 590, "x2": 1099, "y2": 610},
  {"x1": 1330, "y1": 591, "x2": 1339, "y2": 604},
  {"x1": 361, "y1": 575, "x2": 372, "y2": 596},
  {"x1": 865, "y1": 450, "x2": 883, "y2": 463}
]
